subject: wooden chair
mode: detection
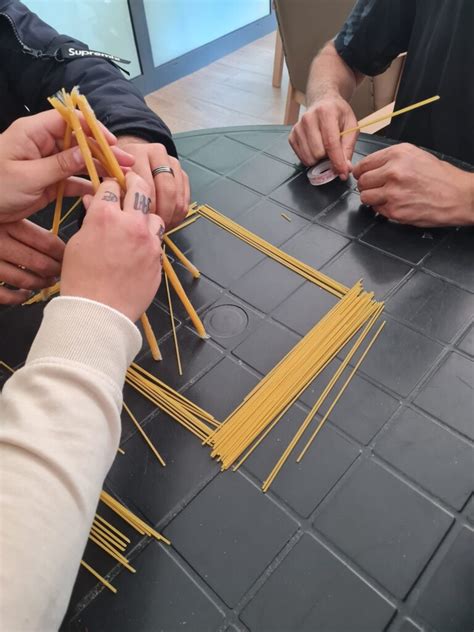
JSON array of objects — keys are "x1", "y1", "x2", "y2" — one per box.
[{"x1": 274, "y1": 0, "x2": 406, "y2": 128}]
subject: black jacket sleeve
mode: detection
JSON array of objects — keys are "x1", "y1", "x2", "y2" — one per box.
[
  {"x1": 334, "y1": 0, "x2": 415, "y2": 77},
  {"x1": 0, "y1": 0, "x2": 177, "y2": 156}
]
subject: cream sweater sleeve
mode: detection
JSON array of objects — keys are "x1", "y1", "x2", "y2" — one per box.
[{"x1": 0, "y1": 296, "x2": 142, "y2": 632}]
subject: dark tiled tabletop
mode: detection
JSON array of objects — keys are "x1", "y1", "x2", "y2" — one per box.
[{"x1": 1, "y1": 127, "x2": 472, "y2": 632}]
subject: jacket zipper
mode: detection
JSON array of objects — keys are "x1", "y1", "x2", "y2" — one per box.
[{"x1": 0, "y1": 12, "x2": 44, "y2": 58}]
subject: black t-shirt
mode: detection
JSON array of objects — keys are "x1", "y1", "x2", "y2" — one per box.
[{"x1": 334, "y1": 0, "x2": 473, "y2": 165}]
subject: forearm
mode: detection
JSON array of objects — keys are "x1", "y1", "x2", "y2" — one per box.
[
  {"x1": 0, "y1": 297, "x2": 141, "y2": 630},
  {"x1": 306, "y1": 41, "x2": 365, "y2": 106}
]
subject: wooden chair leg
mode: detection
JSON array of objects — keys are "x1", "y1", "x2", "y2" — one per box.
[
  {"x1": 284, "y1": 83, "x2": 300, "y2": 125},
  {"x1": 272, "y1": 29, "x2": 284, "y2": 88}
]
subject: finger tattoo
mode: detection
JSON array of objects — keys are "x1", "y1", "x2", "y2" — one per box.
[
  {"x1": 102, "y1": 191, "x2": 119, "y2": 202},
  {"x1": 134, "y1": 192, "x2": 152, "y2": 214}
]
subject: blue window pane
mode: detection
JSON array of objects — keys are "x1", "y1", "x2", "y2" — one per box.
[{"x1": 144, "y1": 0, "x2": 270, "y2": 67}]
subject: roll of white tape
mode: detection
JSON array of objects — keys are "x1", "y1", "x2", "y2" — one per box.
[{"x1": 307, "y1": 160, "x2": 338, "y2": 186}]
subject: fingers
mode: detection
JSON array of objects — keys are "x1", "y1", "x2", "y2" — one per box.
[
  {"x1": 167, "y1": 157, "x2": 189, "y2": 229},
  {"x1": 289, "y1": 125, "x2": 320, "y2": 167},
  {"x1": 85, "y1": 180, "x2": 122, "y2": 218},
  {"x1": 341, "y1": 129, "x2": 359, "y2": 163},
  {"x1": 359, "y1": 187, "x2": 388, "y2": 208},
  {"x1": 123, "y1": 172, "x2": 153, "y2": 215},
  {"x1": 8, "y1": 220, "x2": 65, "y2": 265},
  {"x1": 63, "y1": 176, "x2": 95, "y2": 199},
  {"x1": 26, "y1": 146, "x2": 85, "y2": 190},
  {"x1": 150, "y1": 146, "x2": 177, "y2": 227},
  {"x1": 357, "y1": 165, "x2": 390, "y2": 191},
  {"x1": 0, "y1": 286, "x2": 31, "y2": 306},
  {"x1": 148, "y1": 213, "x2": 166, "y2": 240},
  {"x1": 353, "y1": 147, "x2": 392, "y2": 179},
  {"x1": 319, "y1": 112, "x2": 349, "y2": 179},
  {"x1": 0, "y1": 260, "x2": 54, "y2": 291}
]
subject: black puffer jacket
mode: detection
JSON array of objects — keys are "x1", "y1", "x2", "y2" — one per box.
[{"x1": 0, "y1": 0, "x2": 177, "y2": 156}]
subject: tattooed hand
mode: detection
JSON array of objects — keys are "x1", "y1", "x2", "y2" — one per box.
[{"x1": 63, "y1": 172, "x2": 164, "y2": 322}]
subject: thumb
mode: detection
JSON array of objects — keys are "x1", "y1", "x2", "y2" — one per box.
[{"x1": 27, "y1": 146, "x2": 85, "y2": 190}]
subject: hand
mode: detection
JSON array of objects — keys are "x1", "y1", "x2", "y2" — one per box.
[
  {"x1": 0, "y1": 220, "x2": 65, "y2": 304},
  {"x1": 353, "y1": 143, "x2": 474, "y2": 227},
  {"x1": 61, "y1": 173, "x2": 164, "y2": 322},
  {"x1": 0, "y1": 110, "x2": 135, "y2": 224},
  {"x1": 289, "y1": 94, "x2": 358, "y2": 179},
  {"x1": 117, "y1": 136, "x2": 190, "y2": 230}
]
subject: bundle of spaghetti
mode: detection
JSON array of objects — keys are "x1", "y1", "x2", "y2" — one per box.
[
  {"x1": 207, "y1": 282, "x2": 382, "y2": 472},
  {"x1": 126, "y1": 362, "x2": 219, "y2": 440},
  {"x1": 197, "y1": 204, "x2": 348, "y2": 298},
  {"x1": 261, "y1": 308, "x2": 385, "y2": 491},
  {"x1": 99, "y1": 490, "x2": 170, "y2": 545},
  {"x1": 81, "y1": 513, "x2": 134, "y2": 593}
]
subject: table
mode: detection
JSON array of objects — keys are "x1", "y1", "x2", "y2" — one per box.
[{"x1": 1, "y1": 127, "x2": 472, "y2": 632}]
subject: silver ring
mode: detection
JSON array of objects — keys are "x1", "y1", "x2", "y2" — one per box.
[{"x1": 152, "y1": 166, "x2": 175, "y2": 178}]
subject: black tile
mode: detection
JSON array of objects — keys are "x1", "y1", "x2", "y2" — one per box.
[
  {"x1": 202, "y1": 294, "x2": 264, "y2": 350},
  {"x1": 298, "y1": 356, "x2": 400, "y2": 445},
  {"x1": 355, "y1": 135, "x2": 397, "y2": 155},
  {"x1": 341, "y1": 316, "x2": 443, "y2": 397},
  {"x1": 202, "y1": 178, "x2": 262, "y2": 220},
  {"x1": 457, "y1": 322, "x2": 474, "y2": 357},
  {"x1": 388, "y1": 619, "x2": 421, "y2": 632},
  {"x1": 415, "y1": 529, "x2": 474, "y2": 632},
  {"x1": 30, "y1": 202, "x2": 55, "y2": 229},
  {"x1": 155, "y1": 260, "x2": 222, "y2": 323},
  {"x1": 264, "y1": 133, "x2": 301, "y2": 166},
  {"x1": 108, "y1": 412, "x2": 219, "y2": 525},
  {"x1": 244, "y1": 406, "x2": 359, "y2": 517},
  {"x1": 424, "y1": 229, "x2": 474, "y2": 292},
  {"x1": 387, "y1": 271, "x2": 474, "y2": 343},
  {"x1": 0, "y1": 302, "x2": 45, "y2": 368},
  {"x1": 73, "y1": 543, "x2": 224, "y2": 631},
  {"x1": 227, "y1": 130, "x2": 284, "y2": 151},
  {"x1": 181, "y1": 159, "x2": 220, "y2": 200},
  {"x1": 414, "y1": 352, "x2": 474, "y2": 440},
  {"x1": 63, "y1": 500, "x2": 143, "y2": 622},
  {"x1": 241, "y1": 534, "x2": 395, "y2": 632},
  {"x1": 176, "y1": 132, "x2": 217, "y2": 157},
  {"x1": 361, "y1": 221, "x2": 447, "y2": 264},
  {"x1": 321, "y1": 243, "x2": 411, "y2": 300},
  {"x1": 234, "y1": 319, "x2": 301, "y2": 375},
  {"x1": 184, "y1": 357, "x2": 260, "y2": 421},
  {"x1": 230, "y1": 258, "x2": 305, "y2": 313},
  {"x1": 183, "y1": 218, "x2": 264, "y2": 287},
  {"x1": 135, "y1": 327, "x2": 223, "y2": 391},
  {"x1": 230, "y1": 154, "x2": 298, "y2": 195},
  {"x1": 466, "y1": 497, "x2": 474, "y2": 524},
  {"x1": 270, "y1": 171, "x2": 351, "y2": 220},
  {"x1": 164, "y1": 471, "x2": 297, "y2": 606},
  {"x1": 273, "y1": 282, "x2": 340, "y2": 336},
  {"x1": 318, "y1": 192, "x2": 376, "y2": 237},
  {"x1": 314, "y1": 460, "x2": 452, "y2": 598},
  {"x1": 189, "y1": 136, "x2": 256, "y2": 174},
  {"x1": 375, "y1": 407, "x2": 473, "y2": 509},
  {"x1": 282, "y1": 223, "x2": 350, "y2": 270},
  {"x1": 237, "y1": 198, "x2": 310, "y2": 247}
]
